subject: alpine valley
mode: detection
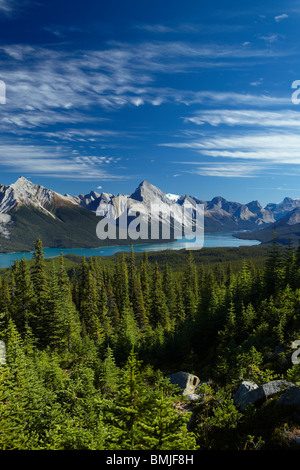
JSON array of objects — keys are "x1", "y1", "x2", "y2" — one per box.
[{"x1": 0, "y1": 176, "x2": 299, "y2": 253}]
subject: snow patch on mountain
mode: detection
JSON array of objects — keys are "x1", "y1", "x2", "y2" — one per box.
[
  {"x1": 0, "y1": 214, "x2": 12, "y2": 238},
  {"x1": 166, "y1": 193, "x2": 180, "y2": 202}
]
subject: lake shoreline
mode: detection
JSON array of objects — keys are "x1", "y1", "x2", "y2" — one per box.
[{"x1": 0, "y1": 232, "x2": 261, "y2": 269}]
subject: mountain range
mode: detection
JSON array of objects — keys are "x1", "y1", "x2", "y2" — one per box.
[{"x1": 0, "y1": 176, "x2": 300, "y2": 252}]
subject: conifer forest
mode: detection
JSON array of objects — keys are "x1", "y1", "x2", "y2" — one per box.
[{"x1": 1, "y1": 238, "x2": 300, "y2": 451}]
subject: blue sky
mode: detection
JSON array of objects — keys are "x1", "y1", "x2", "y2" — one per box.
[{"x1": 0, "y1": 0, "x2": 300, "y2": 205}]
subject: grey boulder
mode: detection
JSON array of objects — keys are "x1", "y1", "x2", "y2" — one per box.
[
  {"x1": 235, "y1": 380, "x2": 293, "y2": 411},
  {"x1": 167, "y1": 371, "x2": 200, "y2": 395}
]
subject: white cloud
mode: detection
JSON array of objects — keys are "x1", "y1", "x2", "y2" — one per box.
[
  {"x1": 258, "y1": 33, "x2": 283, "y2": 44},
  {"x1": 162, "y1": 132, "x2": 300, "y2": 165},
  {"x1": 0, "y1": 0, "x2": 27, "y2": 16},
  {"x1": 275, "y1": 13, "x2": 288, "y2": 22},
  {"x1": 0, "y1": 0, "x2": 14, "y2": 12},
  {"x1": 131, "y1": 97, "x2": 144, "y2": 107},
  {"x1": 0, "y1": 143, "x2": 128, "y2": 180},
  {"x1": 185, "y1": 163, "x2": 265, "y2": 178},
  {"x1": 0, "y1": 40, "x2": 287, "y2": 138},
  {"x1": 250, "y1": 78, "x2": 263, "y2": 87},
  {"x1": 183, "y1": 109, "x2": 300, "y2": 128}
]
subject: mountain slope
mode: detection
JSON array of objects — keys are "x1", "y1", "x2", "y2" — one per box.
[
  {"x1": 1, "y1": 176, "x2": 300, "y2": 252},
  {"x1": 235, "y1": 207, "x2": 300, "y2": 245},
  {"x1": 0, "y1": 177, "x2": 129, "y2": 252}
]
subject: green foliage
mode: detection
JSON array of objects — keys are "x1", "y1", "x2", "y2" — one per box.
[{"x1": 1, "y1": 237, "x2": 300, "y2": 450}]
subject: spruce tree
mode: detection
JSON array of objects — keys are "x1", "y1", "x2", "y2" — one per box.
[
  {"x1": 11, "y1": 257, "x2": 36, "y2": 337},
  {"x1": 149, "y1": 263, "x2": 171, "y2": 331},
  {"x1": 78, "y1": 257, "x2": 104, "y2": 343},
  {"x1": 139, "y1": 389, "x2": 197, "y2": 450},
  {"x1": 30, "y1": 239, "x2": 50, "y2": 346}
]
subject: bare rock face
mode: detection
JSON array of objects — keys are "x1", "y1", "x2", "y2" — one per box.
[
  {"x1": 167, "y1": 371, "x2": 200, "y2": 396},
  {"x1": 234, "y1": 380, "x2": 294, "y2": 411}
]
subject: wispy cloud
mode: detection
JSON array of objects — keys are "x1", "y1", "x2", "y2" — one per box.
[
  {"x1": 250, "y1": 78, "x2": 263, "y2": 87},
  {"x1": 183, "y1": 162, "x2": 267, "y2": 178},
  {"x1": 258, "y1": 33, "x2": 284, "y2": 44},
  {"x1": 0, "y1": 0, "x2": 15, "y2": 13},
  {"x1": 0, "y1": 0, "x2": 29, "y2": 16},
  {"x1": 0, "y1": 40, "x2": 288, "y2": 137},
  {"x1": 275, "y1": 13, "x2": 288, "y2": 22},
  {"x1": 135, "y1": 22, "x2": 246, "y2": 35},
  {"x1": 183, "y1": 109, "x2": 300, "y2": 128},
  {"x1": 0, "y1": 143, "x2": 128, "y2": 180},
  {"x1": 162, "y1": 132, "x2": 300, "y2": 165}
]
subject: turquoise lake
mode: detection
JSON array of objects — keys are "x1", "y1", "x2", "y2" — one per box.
[{"x1": 0, "y1": 232, "x2": 260, "y2": 269}]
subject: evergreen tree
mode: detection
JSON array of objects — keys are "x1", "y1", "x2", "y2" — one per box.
[
  {"x1": 132, "y1": 275, "x2": 149, "y2": 331},
  {"x1": 47, "y1": 262, "x2": 81, "y2": 351},
  {"x1": 30, "y1": 239, "x2": 50, "y2": 346},
  {"x1": 99, "y1": 345, "x2": 120, "y2": 395},
  {"x1": 162, "y1": 263, "x2": 177, "y2": 324},
  {"x1": 139, "y1": 389, "x2": 197, "y2": 450},
  {"x1": 98, "y1": 283, "x2": 113, "y2": 342},
  {"x1": 78, "y1": 257, "x2": 104, "y2": 343},
  {"x1": 105, "y1": 350, "x2": 145, "y2": 449},
  {"x1": 149, "y1": 263, "x2": 171, "y2": 331},
  {"x1": 264, "y1": 232, "x2": 284, "y2": 297},
  {"x1": 140, "y1": 252, "x2": 151, "y2": 315},
  {"x1": 11, "y1": 257, "x2": 36, "y2": 336}
]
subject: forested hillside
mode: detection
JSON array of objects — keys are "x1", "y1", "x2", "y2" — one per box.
[{"x1": 1, "y1": 238, "x2": 300, "y2": 450}]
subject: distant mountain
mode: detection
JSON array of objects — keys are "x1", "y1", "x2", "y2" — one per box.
[
  {"x1": 265, "y1": 197, "x2": 300, "y2": 220},
  {"x1": 236, "y1": 207, "x2": 300, "y2": 245},
  {"x1": 0, "y1": 177, "x2": 116, "y2": 253},
  {"x1": 0, "y1": 176, "x2": 300, "y2": 252}
]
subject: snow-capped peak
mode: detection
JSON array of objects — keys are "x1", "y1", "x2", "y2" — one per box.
[
  {"x1": 0, "y1": 176, "x2": 58, "y2": 216},
  {"x1": 166, "y1": 193, "x2": 180, "y2": 202}
]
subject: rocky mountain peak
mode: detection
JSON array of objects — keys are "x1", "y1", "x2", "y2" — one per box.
[
  {"x1": 0, "y1": 176, "x2": 57, "y2": 216},
  {"x1": 130, "y1": 180, "x2": 173, "y2": 205}
]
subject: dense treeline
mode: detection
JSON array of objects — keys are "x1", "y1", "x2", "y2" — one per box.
[{"x1": 1, "y1": 237, "x2": 300, "y2": 449}]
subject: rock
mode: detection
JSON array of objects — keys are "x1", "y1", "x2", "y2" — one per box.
[
  {"x1": 276, "y1": 386, "x2": 300, "y2": 424},
  {"x1": 235, "y1": 380, "x2": 293, "y2": 411},
  {"x1": 187, "y1": 394, "x2": 202, "y2": 402},
  {"x1": 277, "y1": 386, "x2": 300, "y2": 407},
  {"x1": 233, "y1": 381, "x2": 258, "y2": 410},
  {"x1": 262, "y1": 380, "x2": 294, "y2": 397},
  {"x1": 167, "y1": 371, "x2": 200, "y2": 395},
  {"x1": 0, "y1": 340, "x2": 6, "y2": 365}
]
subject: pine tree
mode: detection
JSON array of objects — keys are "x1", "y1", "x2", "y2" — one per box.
[
  {"x1": 139, "y1": 389, "x2": 197, "y2": 450},
  {"x1": 140, "y1": 252, "x2": 151, "y2": 315},
  {"x1": 97, "y1": 283, "x2": 113, "y2": 342},
  {"x1": 149, "y1": 263, "x2": 171, "y2": 331},
  {"x1": 114, "y1": 253, "x2": 130, "y2": 314},
  {"x1": 11, "y1": 257, "x2": 36, "y2": 337},
  {"x1": 0, "y1": 319, "x2": 53, "y2": 449},
  {"x1": 128, "y1": 246, "x2": 137, "y2": 306},
  {"x1": 115, "y1": 304, "x2": 139, "y2": 362},
  {"x1": 30, "y1": 239, "x2": 50, "y2": 346},
  {"x1": 184, "y1": 251, "x2": 198, "y2": 300},
  {"x1": 47, "y1": 262, "x2": 81, "y2": 351},
  {"x1": 162, "y1": 263, "x2": 177, "y2": 324},
  {"x1": 106, "y1": 281, "x2": 120, "y2": 330},
  {"x1": 105, "y1": 350, "x2": 145, "y2": 449},
  {"x1": 132, "y1": 275, "x2": 149, "y2": 331},
  {"x1": 78, "y1": 257, "x2": 104, "y2": 343},
  {"x1": 264, "y1": 232, "x2": 284, "y2": 297},
  {"x1": 284, "y1": 239, "x2": 296, "y2": 288},
  {"x1": 0, "y1": 277, "x2": 11, "y2": 329},
  {"x1": 99, "y1": 345, "x2": 120, "y2": 395}
]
